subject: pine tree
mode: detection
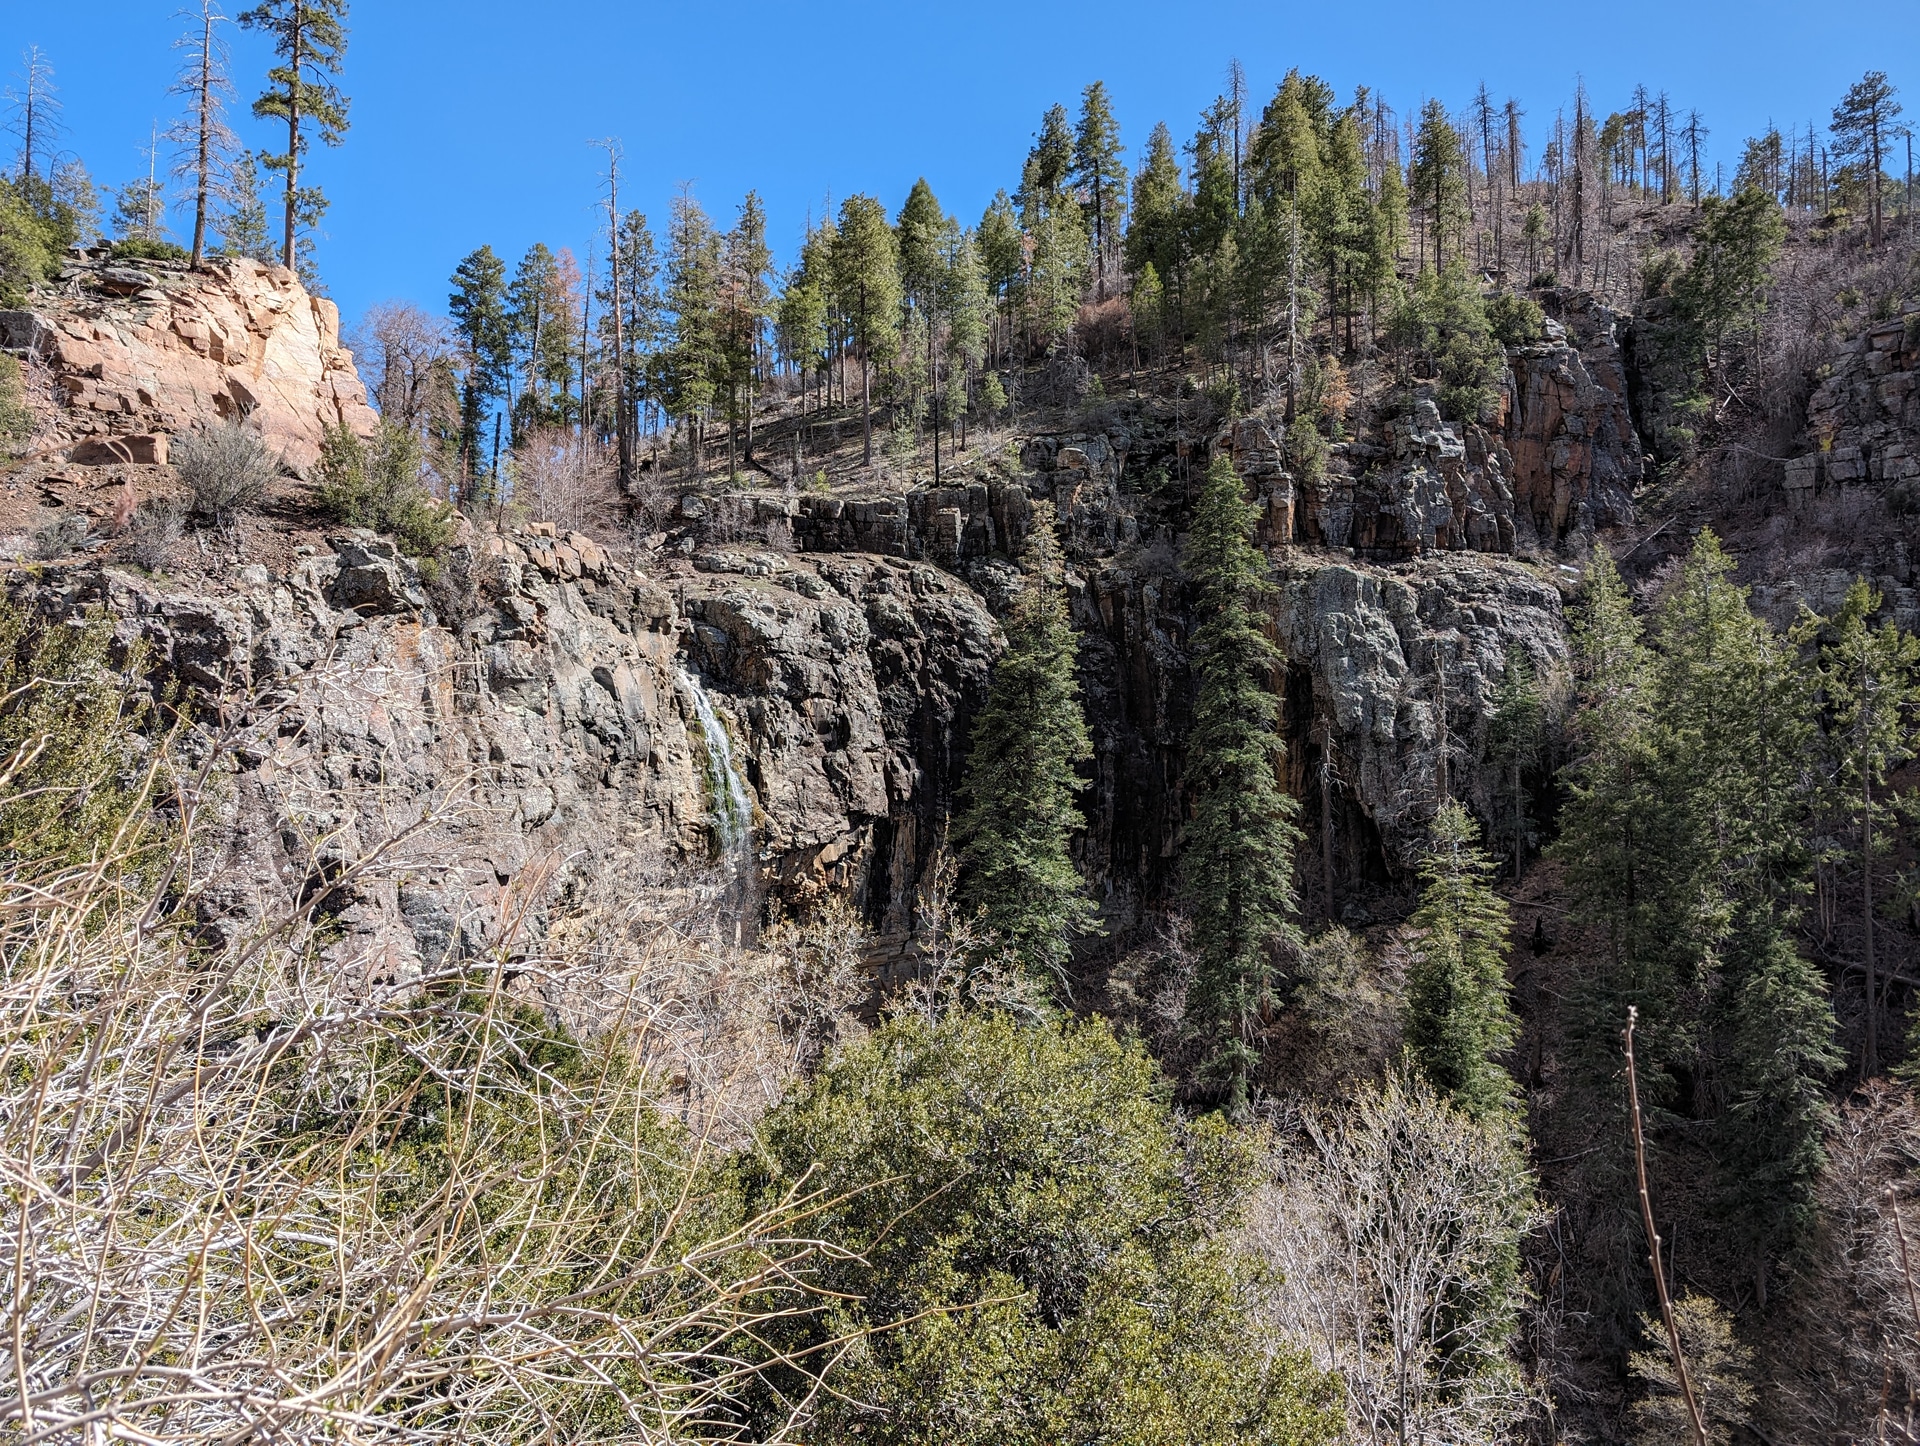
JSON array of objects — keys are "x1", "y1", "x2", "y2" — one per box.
[
  {"x1": 829, "y1": 194, "x2": 900, "y2": 465},
  {"x1": 1831, "y1": 72, "x2": 1902, "y2": 247},
  {"x1": 507, "y1": 243, "x2": 572, "y2": 438},
  {"x1": 217, "y1": 152, "x2": 272, "y2": 260},
  {"x1": 719, "y1": 191, "x2": 772, "y2": 466},
  {"x1": 976, "y1": 191, "x2": 1023, "y2": 370},
  {"x1": 1022, "y1": 103, "x2": 1074, "y2": 203},
  {"x1": 1678, "y1": 188, "x2": 1784, "y2": 378},
  {"x1": 937, "y1": 218, "x2": 988, "y2": 462},
  {"x1": 1819, "y1": 579, "x2": 1920, "y2": 1078},
  {"x1": 1072, "y1": 81, "x2": 1127, "y2": 299},
  {"x1": 953, "y1": 502, "x2": 1096, "y2": 984},
  {"x1": 238, "y1": 0, "x2": 349, "y2": 274},
  {"x1": 1405, "y1": 801, "x2": 1519, "y2": 1121},
  {"x1": 447, "y1": 245, "x2": 509, "y2": 495},
  {"x1": 1181, "y1": 456, "x2": 1300, "y2": 1115},
  {"x1": 1411, "y1": 99, "x2": 1468, "y2": 268},
  {"x1": 1488, "y1": 645, "x2": 1544, "y2": 880},
  {"x1": 663, "y1": 189, "x2": 722, "y2": 473},
  {"x1": 1124, "y1": 123, "x2": 1188, "y2": 343},
  {"x1": 598, "y1": 209, "x2": 660, "y2": 437}
]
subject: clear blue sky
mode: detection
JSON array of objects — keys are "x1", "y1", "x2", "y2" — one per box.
[{"x1": 9, "y1": 0, "x2": 1917, "y2": 337}]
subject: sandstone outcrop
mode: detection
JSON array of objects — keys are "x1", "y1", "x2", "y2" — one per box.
[{"x1": 1, "y1": 250, "x2": 378, "y2": 471}]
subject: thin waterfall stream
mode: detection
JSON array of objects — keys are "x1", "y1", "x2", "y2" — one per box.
[{"x1": 677, "y1": 666, "x2": 754, "y2": 876}]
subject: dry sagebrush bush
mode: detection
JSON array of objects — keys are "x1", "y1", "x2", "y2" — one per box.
[{"x1": 0, "y1": 695, "x2": 862, "y2": 1442}]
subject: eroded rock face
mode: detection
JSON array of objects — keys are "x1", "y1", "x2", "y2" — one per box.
[
  {"x1": 4, "y1": 532, "x2": 998, "y2": 977},
  {"x1": 1785, "y1": 307, "x2": 1920, "y2": 513},
  {"x1": 1504, "y1": 292, "x2": 1642, "y2": 541},
  {"x1": 3, "y1": 254, "x2": 378, "y2": 471}
]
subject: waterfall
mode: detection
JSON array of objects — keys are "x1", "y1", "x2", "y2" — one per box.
[{"x1": 677, "y1": 667, "x2": 753, "y2": 867}]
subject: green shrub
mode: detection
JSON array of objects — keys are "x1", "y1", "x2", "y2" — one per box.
[
  {"x1": 0, "y1": 599, "x2": 159, "y2": 870},
  {"x1": 1387, "y1": 261, "x2": 1506, "y2": 423},
  {"x1": 0, "y1": 353, "x2": 31, "y2": 450},
  {"x1": 743, "y1": 1010, "x2": 1342, "y2": 1446},
  {"x1": 109, "y1": 236, "x2": 189, "y2": 264},
  {"x1": 317, "y1": 422, "x2": 458, "y2": 558},
  {"x1": 1286, "y1": 417, "x2": 1329, "y2": 487},
  {"x1": 1486, "y1": 289, "x2": 1547, "y2": 348}
]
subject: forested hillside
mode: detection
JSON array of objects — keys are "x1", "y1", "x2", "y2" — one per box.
[{"x1": 5, "y1": 8, "x2": 1920, "y2": 1442}]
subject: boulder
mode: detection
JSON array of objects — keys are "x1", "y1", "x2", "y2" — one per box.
[{"x1": 69, "y1": 434, "x2": 170, "y2": 466}]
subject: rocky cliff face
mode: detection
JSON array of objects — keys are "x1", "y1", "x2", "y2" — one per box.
[
  {"x1": 1, "y1": 250, "x2": 378, "y2": 470},
  {"x1": 1, "y1": 270, "x2": 1629, "y2": 967},
  {"x1": 6, "y1": 529, "x2": 998, "y2": 978}
]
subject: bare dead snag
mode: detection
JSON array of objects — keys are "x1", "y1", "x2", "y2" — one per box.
[{"x1": 1625, "y1": 1006, "x2": 1708, "y2": 1446}]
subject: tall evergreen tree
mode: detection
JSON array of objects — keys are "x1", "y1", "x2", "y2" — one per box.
[
  {"x1": 238, "y1": 0, "x2": 349, "y2": 274},
  {"x1": 1405, "y1": 801, "x2": 1519, "y2": 1121},
  {"x1": 1181, "y1": 456, "x2": 1301, "y2": 1115},
  {"x1": 447, "y1": 244, "x2": 509, "y2": 494},
  {"x1": 1819, "y1": 579, "x2": 1920, "y2": 1078},
  {"x1": 1072, "y1": 81, "x2": 1127, "y2": 299},
  {"x1": 829, "y1": 194, "x2": 900, "y2": 465},
  {"x1": 1125, "y1": 122, "x2": 1189, "y2": 341},
  {"x1": 1410, "y1": 99, "x2": 1468, "y2": 268},
  {"x1": 1487, "y1": 645, "x2": 1545, "y2": 880},
  {"x1": 719, "y1": 190, "x2": 772, "y2": 465},
  {"x1": 663, "y1": 189, "x2": 722, "y2": 474},
  {"x1": 1830, "y1": 71, "x2": 1902, "y2": 247},
  {"x1": 976, "y1": 190, "x2": 1023, "y2": 369},
  {"x1": 954, "y1": 503, "x2": 1096, "y2": 983},
  {"x1": 507, "y1": 243, "x2": 575, "y2": 438},
  {"x1": 1022, "y1": 103, "x2": 1075, "y2": 203}
]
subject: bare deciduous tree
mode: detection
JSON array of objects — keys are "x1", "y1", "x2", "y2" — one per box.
[{"x1": 1248, "y1": 1076, "x2": 1541, "y2": 1446}]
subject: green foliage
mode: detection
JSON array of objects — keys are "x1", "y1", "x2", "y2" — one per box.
[
  {"x1": 1485, "y1": 289, "x2": 1546, "y2": 348},
  {"x1": 0, "y1": 173, "x2": 82, "y2": 306},
  {"x1": 1679, "y1": 189, "x2": 1786, "y2": 368},
  {"x1": 1073, "y1": 80, "x2": 1128, "y2": 274},
  {"x1": 979, "y1": 369, "x2": 1008, "y2": 419},
  {"x1": 1285, "y1": 416, "x2": 1327, "y2": 485},
  {"x1": 747, "y1": 1010, "x2": 1342, "y2": 1446},
  {"x1": 955, "y1": 503, "x2": 1096, "y2": 984},
  {"x1": 216, "y1": 152, "x2": 274, "y2": 262},
  {"x1": 447, "y1": 244, "x2": 510, "y2": 484},
  {"x1": 829, "y1": 193, "x2": 901, "y2": 461},
  {"x1": 1405, "y1": 802, "x2": 1519, "y2": 1120},
  {"x1": 0, "y1": 601, "x2": 160, "y2": 872},
  {"x1": 1411, "y1": 99, "x2": 1470, "y2": 264},
  {"x1": 108, "y1": 235, "x2": 189, "y2": 263},
  {"x1": 1386, "y1": 261, "x2": 1505, "y2": 421},
  {"x1": 1627, "y1": 1294, "x2": 1757, "y2": 1446},
  {"x1": 0, "y1": 353, "x2": 30, "y2": 451},
  {"x1": 1487, "y1": 645, "x2": 1546, "y2": 876},
  {"x1": 1820, "y1": 578, "x2": 1920, "y2": 1078},
  {"x1": 240, "y1": 0, "x2": 350, "y2": 270},
  {"x1": 1555, "y1": 534, "x2": 1838, "y2": 1335},
  {"x1": 1181, "y1": 456, "x2": 1300, "y2": 1114},
  {"x1": 317, "y1": 421, "x2": 457, "y2": 557}
]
